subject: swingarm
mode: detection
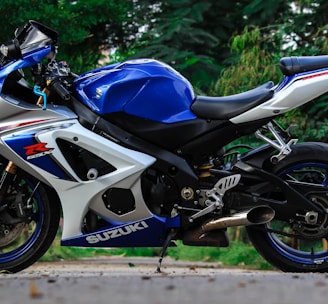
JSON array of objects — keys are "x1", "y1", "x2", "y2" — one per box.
[{"x1": 231, "y1": 160, "x2": 325, "y2": 220}]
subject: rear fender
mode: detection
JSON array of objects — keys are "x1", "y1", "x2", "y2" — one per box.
[{"x1": 238, "y1": 144, "x2": 275, "y2": 169}]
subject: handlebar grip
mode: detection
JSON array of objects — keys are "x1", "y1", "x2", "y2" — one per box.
[{"x1": 50, "y1": 78, "x2": 70, "y2": 100}]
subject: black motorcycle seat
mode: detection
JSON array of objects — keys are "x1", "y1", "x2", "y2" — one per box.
[
  {"x1": 191, "y1": 81, "x2": 274, "y2": 120},
  {"x1": 279, "y1": 55, "x2": 328, "y2": 76}
]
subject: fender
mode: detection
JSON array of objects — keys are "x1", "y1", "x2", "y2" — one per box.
[{"x1": 239, "y1": 143, "x2": 274, "y2": 168}]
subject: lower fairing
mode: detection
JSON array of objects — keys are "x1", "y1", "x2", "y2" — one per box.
[{"x1": 61, "y1": 216, "x2": 180, "y2": 248}]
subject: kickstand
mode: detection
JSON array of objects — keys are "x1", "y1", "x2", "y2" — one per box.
[{"x1": 156, "y1": 229, "x2": 177, "y2": 273}]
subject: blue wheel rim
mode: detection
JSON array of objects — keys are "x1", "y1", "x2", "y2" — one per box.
[
  {"x1": 267, "y1": 162, "x2": 328, "y2": 265},
  {"x1": 0, "y1": 180, "x2": 44, "y2": 263}
]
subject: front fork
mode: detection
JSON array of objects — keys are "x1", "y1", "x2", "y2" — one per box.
[
  {"x1": 0, "y1": 161, "x2": 17, "y2": 200},
  {"x1": 0, "y1": 161, "x2": 25, "y2": 225},
  {"x1": 0, "y1": 161, "x2": 39, "y2": 222}
]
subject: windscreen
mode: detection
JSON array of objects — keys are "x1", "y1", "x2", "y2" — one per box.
[{"x1": 15, "y1": 20, "x2": 58, "y2": 54}]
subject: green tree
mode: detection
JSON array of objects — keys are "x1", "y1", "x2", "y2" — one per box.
[
  {"x1": 0, "y1": 0, "x2": 144, "y2": 73},
  {"x1": 215, "y1": 0, "x2": 328, "y2": 142},
  {"x1": 214, "y1": 26, "x2": 282, "y2": 96},
  {"x1": 130, "y1": 0, "x2": 249, "y2": 91},
  {"x1": 129, "y1": 0, "x2": 298, "y2": 92}
]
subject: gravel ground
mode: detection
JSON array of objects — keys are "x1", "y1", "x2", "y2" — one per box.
[{"x1": 0, "y1": 257, "x2": 327, "y2": 304}]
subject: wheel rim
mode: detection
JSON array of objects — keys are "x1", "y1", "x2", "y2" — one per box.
[
  {"x1": 0, "y1": 178, "x2": 44, "y2": 263},
  {"x1": 267, "y1": 162, "x2": 328, "y2": 265}
]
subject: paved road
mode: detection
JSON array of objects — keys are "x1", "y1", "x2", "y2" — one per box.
[{"x1": 1, "y1": 257, "x2": 328, "y2": 304}]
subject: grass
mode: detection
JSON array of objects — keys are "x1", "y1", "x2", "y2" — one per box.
[
  {"x1": 167, "y1": 241, "x2": 273, "y2": 270},
  {"x1": 41, "y1": 233, "x2": 273, "y2": 270}
]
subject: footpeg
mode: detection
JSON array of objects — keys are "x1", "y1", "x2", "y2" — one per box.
[
  {"x1": 255, "y1": 121, "x2": 298, "y2": 163},
  {"x1": 189, "y1": 174, "x2": 241, "y2": 221},
  {"x1": 208, "y1": 174, "x2": 241, "y2": 197}
]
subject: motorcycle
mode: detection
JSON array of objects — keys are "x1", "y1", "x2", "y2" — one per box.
[{"x1": 1, "y1": 20, "x2": 328, "y2": 273}]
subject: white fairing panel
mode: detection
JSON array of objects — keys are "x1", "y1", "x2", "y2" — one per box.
[
  {"x1": 9, "y1": 120, "x2": 156, "y2": 239},
  {"x1": 230, "y1": 72, "x2": 328, "y2": 124}
]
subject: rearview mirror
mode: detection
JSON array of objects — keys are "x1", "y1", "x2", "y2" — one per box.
[{"x1": 0, "y1": 38, "x2": 22, "y2": 60}]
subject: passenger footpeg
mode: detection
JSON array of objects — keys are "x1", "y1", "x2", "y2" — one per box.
[{"x1": 255, "y1": 121, "x2": 298, "y2": 163}]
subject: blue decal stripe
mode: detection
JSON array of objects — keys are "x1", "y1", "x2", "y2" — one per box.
[
  {"x1": 4, "y1": 133, "x2": 71, "y2": 180},
  {"x1": 61, "y1": 216, "x2": 180, "y2": 248}
]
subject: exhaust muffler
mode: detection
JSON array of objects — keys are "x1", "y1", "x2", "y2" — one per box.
[{"x1": 202, "y1": 205, "x2": 275, "y2": 232}]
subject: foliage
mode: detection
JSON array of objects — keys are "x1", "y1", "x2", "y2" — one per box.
[
  {"x1": 129, "y1": 0, "x2": 300, "y2": 91},
  {"x1": 214, "y1": 26, "x2": 282, "y2": 96},
  {"x1": 213, "y1": 0, "x2": 328, "y2": 95},
  {"x1": 130, "y1": 0, "x2": 288, "y2": 91},
  {"x1": 210, "y1": 0, "x2": 328, "y2": 142},
  {"x1": 0, "y1": 0, "x2": 144, "y2": 74},
  {"x1": 278, "y1": 102, "x2": 328, "y2": 142}
]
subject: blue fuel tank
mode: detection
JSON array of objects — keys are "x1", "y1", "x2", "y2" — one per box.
[{"x1": 73, "y1": 59, "x2": 196, "y2": 123}]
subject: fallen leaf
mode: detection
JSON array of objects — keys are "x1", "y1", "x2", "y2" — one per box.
[
  {"x1": 315, "y1": 281, "x2": 326, "y2": 287},
  {"x1": 165, "y1": 285, "x2": 175, "y2": 290},
  {"x1": 29, "y1": 279, "x2": 43, "y2": 299},
  {"x1": 238, "y1": 281, "x2": 246, "y2": 288}
]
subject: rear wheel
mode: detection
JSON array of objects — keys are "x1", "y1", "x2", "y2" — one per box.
[
  {"x1": 0, "y1": 170, "x2": 60, "y2": 273},
  {"x1": 247, "y1": 142, "x2": 328, "y2": 272}
]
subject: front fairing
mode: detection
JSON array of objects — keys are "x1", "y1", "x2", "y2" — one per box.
[{"x1": 0, "y1": 45, "x2": 52, "y2": 93}]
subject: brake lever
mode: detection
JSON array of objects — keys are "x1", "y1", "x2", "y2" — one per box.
[{"x1": 33, "y1": 85, "x2": 47, "y2": 110}]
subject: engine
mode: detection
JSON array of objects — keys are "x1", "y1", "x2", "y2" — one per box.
[{"x1": 141, "y1": 168, "x2": 180, "y2": 216}]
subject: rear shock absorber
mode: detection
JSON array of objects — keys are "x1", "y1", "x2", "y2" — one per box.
[{"x1": 197, "y1": 163, "x2": 214, "y2": 179}]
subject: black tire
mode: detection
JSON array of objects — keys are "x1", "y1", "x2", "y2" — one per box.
[
  {"x1": 247, "y1": 142, "x2": 328, "y2": 272},
  {"x1": 0, "y1": 172, "x2": 60, "y2": 273}
]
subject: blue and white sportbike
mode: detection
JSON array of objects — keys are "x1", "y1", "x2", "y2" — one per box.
[{"x1": 1, "y1": 21, "x2": 328, "y2": 273}]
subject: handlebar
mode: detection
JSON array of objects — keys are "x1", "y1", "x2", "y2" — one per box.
[
  {"x1": 49, "y1": 78, "x2": 70, "y2": 101},
  {"x1": 32, "y1": 60, "x2": 71, "y2": 109}
]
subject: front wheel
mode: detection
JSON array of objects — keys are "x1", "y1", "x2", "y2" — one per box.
[
  {"x1": 247, "y1": 142, "x2": 328, "y2": 272},
  {"x1": 0, "y1": 170, "x2": 60, "y2": 273}
]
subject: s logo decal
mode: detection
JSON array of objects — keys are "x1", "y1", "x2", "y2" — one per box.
[{"x1": 24, "y1": 142, "x2": 54, "y2": 160}]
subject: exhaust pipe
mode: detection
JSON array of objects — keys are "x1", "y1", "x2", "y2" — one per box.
[{"x1": 202, "y1": 205, "x2": 275, "y2": 232}]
